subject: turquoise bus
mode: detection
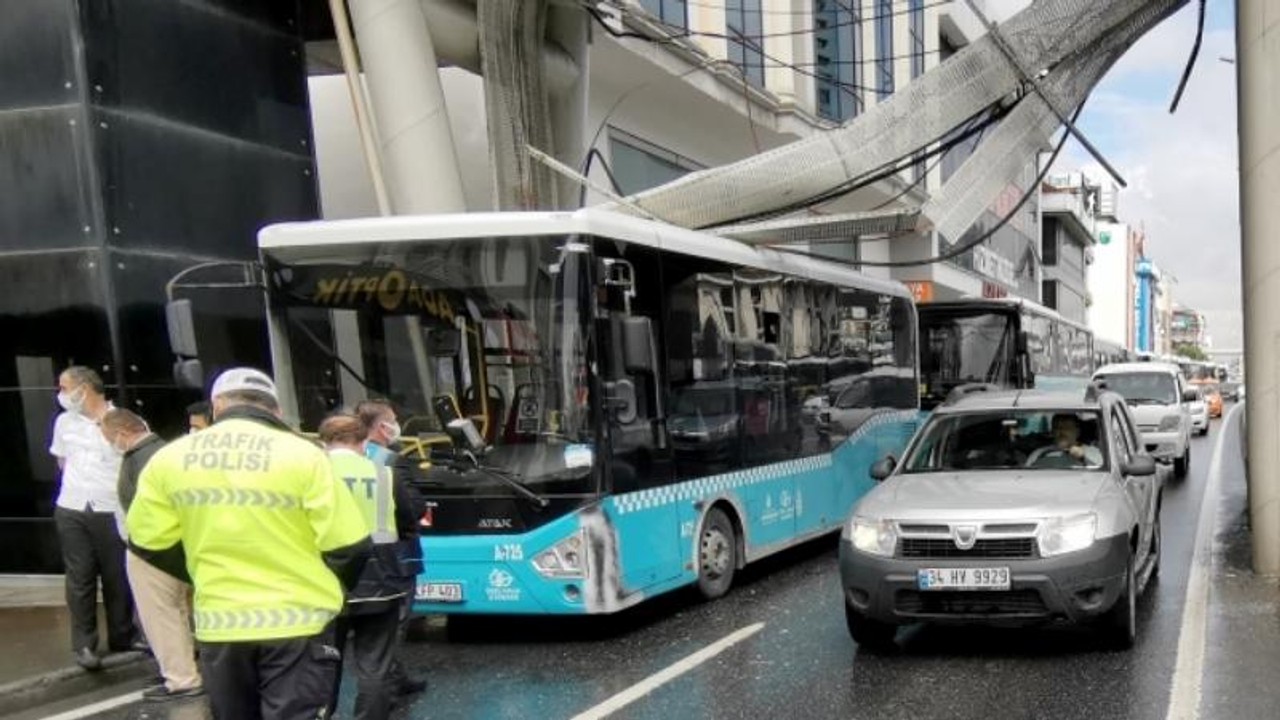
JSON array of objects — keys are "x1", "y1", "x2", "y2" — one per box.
[{"x1": 240, "y1": 209, "x2": 921, "y2": 614}]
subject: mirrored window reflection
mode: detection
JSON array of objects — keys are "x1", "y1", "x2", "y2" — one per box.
[
  {"x1": 814, "y1": 289, "x2": 916, "y2": 449},
  {"x1": 595, "y1": 242, "x2": 671, "y2": 494},
  {"x1": 665, "y1": 256, "x2": 744, "y2": 480}
]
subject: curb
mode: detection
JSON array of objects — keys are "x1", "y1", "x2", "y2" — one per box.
[{"x1": 0, "y1": 651, "x2": 155, "y2": 717}]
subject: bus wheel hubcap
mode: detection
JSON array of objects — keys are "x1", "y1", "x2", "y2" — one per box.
[{"x1": 702, "y1": 529, "x2": 731, "y2": 577}]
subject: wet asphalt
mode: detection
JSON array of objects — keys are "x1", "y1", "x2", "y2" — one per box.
[{"x1": 29, "y1": 416, "x2": 1232, "y2": 720}]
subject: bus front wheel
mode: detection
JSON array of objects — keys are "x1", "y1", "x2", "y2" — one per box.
[{"x1": 696, "y1": 507, "x2": 738, "y2": 600}]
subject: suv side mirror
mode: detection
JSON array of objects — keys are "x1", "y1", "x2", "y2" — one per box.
[
  {"x1": 870, "y1": 456, "x2": 897, "y2": 481},
  {"x1": 1123, "y1": 455, "x2": 1157, "y2": 477},
  {"x1": 1182, "y1": 389, "x2": 1198, "y2": 403}
]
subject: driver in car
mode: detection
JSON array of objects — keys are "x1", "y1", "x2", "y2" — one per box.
[{"x1": 1026, "y1": 414, "x2": 1103, "y2": 467}]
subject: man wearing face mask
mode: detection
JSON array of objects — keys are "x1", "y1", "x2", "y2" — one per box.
[
  {"x1": 48, "y1": 366, "x2": 142, "y2": 670},
  {"x1": 355, "y1": 400, "x2": 427, "y2": 700},
  {"x1": 101, "y1": 409, "x2": 203, "y2": 701}
]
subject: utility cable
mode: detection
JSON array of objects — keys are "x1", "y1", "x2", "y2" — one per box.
[{"x1": 1168, "y1": 0, "x2": 1206, "y2": 113}]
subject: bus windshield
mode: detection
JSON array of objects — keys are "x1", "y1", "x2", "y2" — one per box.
[
  {"x1": 919, "y1": 310, "x2": 1015, "y2": 402},
  {"x1": 264, "y1": 234, "x2": 599, "y2": 497}
]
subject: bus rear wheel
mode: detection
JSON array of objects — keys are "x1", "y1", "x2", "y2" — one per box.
[{"x1": 696, "y1": 508, "x2": 738, "y2": 600}]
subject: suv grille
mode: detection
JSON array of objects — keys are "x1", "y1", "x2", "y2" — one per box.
[
  {"x1": 895, "y1": 589, "x2": 1048, "y2": 616},
  {"x1": 899, "y1": 538, "x2": 1037, "y2": 559}
]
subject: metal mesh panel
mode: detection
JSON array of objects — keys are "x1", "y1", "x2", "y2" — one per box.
[
  {"x1": 715, "y1": 209, "x2": 921, "y2": 245},
  {"x1": 925, "y1": 0, "x2": 1185, "y2": 242},
  {"x1": 478, "y1": 0, "x2": 559, "y2": 210},
  {"x1": 607, "y1": 0, "x2": 1186, "y2": 230}
]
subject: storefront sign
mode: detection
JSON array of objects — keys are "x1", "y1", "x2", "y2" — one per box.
[
  {"x1": 903, "y1": 281, "x2": 934, "y2": 303},
  {"x1": 972, "y1": 245, "x2": 1017, "y2": 286},
  {"x1": 981, "y1": 282, "x2": 1008, "y2": 299}
]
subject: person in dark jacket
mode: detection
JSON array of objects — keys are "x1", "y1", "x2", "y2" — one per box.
[
  {"x1": 101, "y1": 409, "x2": 203, "y2": 701},
  {"x1": 321, "y1": 413, "x2": 420, "y2": 720},
  {"x1": 355, "y1": 400, "x2": 428, "y2": 697}
]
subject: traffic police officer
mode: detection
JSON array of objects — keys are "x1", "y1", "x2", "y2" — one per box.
[
  {"x1": 321, "y1": 413, "x2": 420, "y2": 720},
  {"x1": 127, "y1": 368, "x2": 371, "y2": 720}
]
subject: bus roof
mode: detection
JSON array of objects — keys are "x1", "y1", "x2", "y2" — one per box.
[{"x1": 257, "y1": 209, "x2": 911, "y2": 300}]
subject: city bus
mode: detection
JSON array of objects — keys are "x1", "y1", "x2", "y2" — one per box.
[
  {"x1": 184, "y1": 209, "x2": 922, "y2": 615},
  {"x1": 917, "y1": 298, "x2": 1094, "y2": 409},
  {"x1": 1177, "y1": 358, "x2": 1228, "y2": 384}
]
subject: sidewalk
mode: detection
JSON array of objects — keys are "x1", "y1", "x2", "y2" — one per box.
[
  {"x1": 1199, "y1": 414, "x2": 1280, "y2": 719},
  {"x1": 0, "y1": 577, "x2": 155, "y2": 716}
]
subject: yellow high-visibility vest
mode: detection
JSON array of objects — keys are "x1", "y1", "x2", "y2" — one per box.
[
  {"x1": 328, "y1": 449, "x2": 396, "y2": 544},
  {"x1": 127, "y1": 417, "x2": 369, "y2": 642}
]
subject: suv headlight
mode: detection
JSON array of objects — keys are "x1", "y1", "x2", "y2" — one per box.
[
  {"x1": 1158, "y1": 414, "x2": 1182, "y2": 432},
  {"x1": 1037, "y1": 514, "x2": 1097, "y2": 557},
  {"x1": 532, "y1": 531, "x2": 587, "y2": 578},
  {"x1": 844, "y1": 517, "x2": 897, "y2": 557}
]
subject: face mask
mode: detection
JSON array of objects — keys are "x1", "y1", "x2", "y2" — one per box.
[
  {"x1": 381, "y1": 420, "x2": 402, "y2": 443},
  {"x1": 57, "y1": 387, "x2": 87, "y2": 414}
]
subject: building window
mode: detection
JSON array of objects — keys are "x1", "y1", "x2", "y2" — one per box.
[
  {"x1": 1041, "y1": 218, "x2": 1059, "y2": 266},
  {"x1": 813, "y1": 0, "x2": 863, "y2": 122},
  {"x1": 726, "y1": 0, "x2": 765, "y2": 88},
  {"x1": 909, "y1": 0, "x2": 925, "y2": 79},
  {"x1": 639, "y1": 0, "x2": 688, "y2": 31},
  {"x1": 609, "y1": 129, "x2": 702, "y2": 195},
  {"x1": 875, "y1": 0, "x2": 895, "y2": 99},
  {"x1": 1042, "y1": 280, "x2": 1058, "y2": 310}
]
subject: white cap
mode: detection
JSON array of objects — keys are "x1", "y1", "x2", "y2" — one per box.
[{"x1": 210, "y1": 368, "x2": 278, "y2": 402}]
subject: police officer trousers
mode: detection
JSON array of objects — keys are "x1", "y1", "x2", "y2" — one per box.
[
  {"x1": 200, "y1": 626, "x2": 340, "y2": 720},
  {"x1": 331, "y1": 600, "x2": 402, "y2": 720}
]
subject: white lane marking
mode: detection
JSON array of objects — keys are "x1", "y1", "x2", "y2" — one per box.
[
  {"x1": 569, "y1": 622, "x2": 766, "y2": 720},
  {"x1": 38, "y1": 690, "x2": 143, "y2": 720},
  {"x1": 1165, "y1": 401, "x2": 1243, "y2": 720}
]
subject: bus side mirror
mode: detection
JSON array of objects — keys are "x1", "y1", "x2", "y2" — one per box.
[
  {"x1": 166, "y1": 299, "x2": 199, "y2": 357},
  {"x1": 622, "y1": 317, "x2": 655, "y2": 374},
  {"x1": 173, "y1": 360, "x2": 204, "y2": 390},
  {"x1": 1016, "y1": 330, "x2": 1029, "y2": 355},
  {"x1": 870, "y1": 456, "x2": 897, "y2": 481},
  {"x1": 166, "y1": 300, "x2": 204, "y2": 389}
]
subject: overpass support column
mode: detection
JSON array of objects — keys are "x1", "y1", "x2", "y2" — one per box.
[
  {"x1": 1238, "y1": 0, "x2": 1280, "y2": 575},
  {"x1": 349, "y1": 0, "x2": 466, "y2": 214}
]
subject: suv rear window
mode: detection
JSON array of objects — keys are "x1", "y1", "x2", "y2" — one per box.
[
  {"x1": 1096, "y1": 372, "x2": 1177, "y2": 405},
  {"x1": 904, "y1": 410, "x2": 1107, "y2": 472}
]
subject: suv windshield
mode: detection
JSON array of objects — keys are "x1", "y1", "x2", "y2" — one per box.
[
  {"x1": 904, "y1": 410, "x2": 1107, "y2": 472},
  {"x1": 1097, "y1": 372, "x2": 1177, "y2": 405},
  {"x1": 265, "y1": 235, "x2": 598, "y2": 497}
]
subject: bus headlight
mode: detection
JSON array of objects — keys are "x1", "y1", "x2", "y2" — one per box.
[
  {"x1": 844, "y1": 517, "x2": 897, "y2": 557},
  {"x1": 533, "y1": 531, "x2": 588, "y2": 578},
  {"x1": 1038, "y1": 514, "x2": 1097, "y2": 557},
  {"x1": 1157, "y1": 414, "x2": 1182, "y2": 432}
]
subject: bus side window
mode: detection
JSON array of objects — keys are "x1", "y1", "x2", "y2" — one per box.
[{"x1": 597, "y1": 242, "x2": 671, "y2": 493}]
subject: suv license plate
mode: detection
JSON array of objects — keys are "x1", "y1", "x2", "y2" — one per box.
[
  {"x1": 417, "y1": 582, "x2": 464, "y2": 603},
  {"x1": 917, "y1": 567, "x2": 1010, "y2": 591}
]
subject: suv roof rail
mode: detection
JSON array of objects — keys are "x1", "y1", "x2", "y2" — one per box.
[{"x1": 942, "y1": 383, "x2": 1003, "y2": 406}]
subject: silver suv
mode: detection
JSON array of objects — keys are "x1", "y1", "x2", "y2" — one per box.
[{"x1": 839, "y1": 388, "x2": 1162, "y2": 651}]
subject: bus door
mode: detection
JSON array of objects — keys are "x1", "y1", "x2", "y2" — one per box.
[{"x1": 594, "y1": 241, "x2": 680, "y2": 590}]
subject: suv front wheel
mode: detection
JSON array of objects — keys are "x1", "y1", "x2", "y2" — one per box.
[
  {"x1": 1174, "y1": 447, "x2": 1190, "y2": 479},
  {"x1": 1100, "y1": 551, "x2": 1137, "y2": 650}
]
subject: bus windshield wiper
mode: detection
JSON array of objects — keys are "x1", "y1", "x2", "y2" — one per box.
[{"x1": 450, "y1": 452, "x2": 550, "y2": 508}]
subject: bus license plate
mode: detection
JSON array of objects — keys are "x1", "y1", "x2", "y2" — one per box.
[
  {"x1": 917, "y1": 567, "x2": 1010, "y2": 591},
  {"x1": 417, "y1": 582, "x2": 464, "y2": 603}
]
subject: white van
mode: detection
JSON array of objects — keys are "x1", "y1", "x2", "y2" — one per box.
[{"x1": 1092, "y1": 363, "x2": 1193, "y2": 478}]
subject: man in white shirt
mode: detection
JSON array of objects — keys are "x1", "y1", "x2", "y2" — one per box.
[{"x1": 49, "y1": 366, "x2": 140, "y2": 670}]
